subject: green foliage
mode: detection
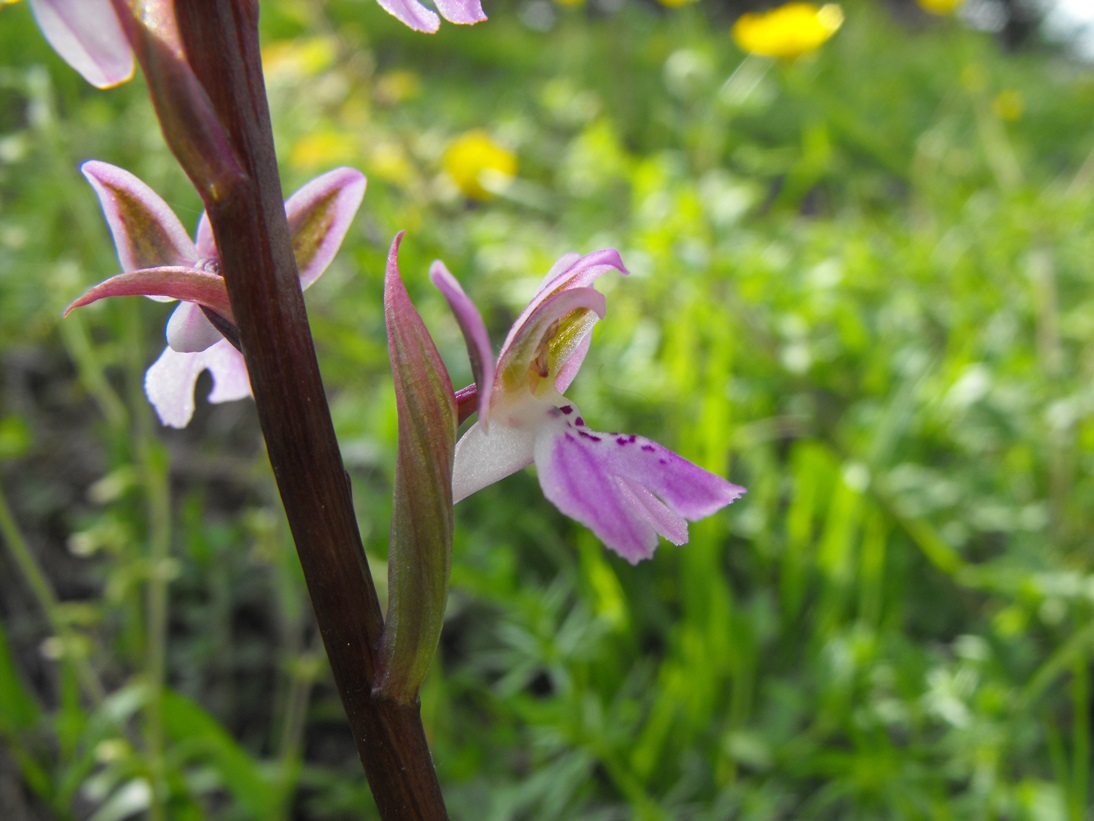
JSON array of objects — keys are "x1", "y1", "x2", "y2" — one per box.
[{"x1": 2, "y1": 0, "x2": 1093, "y2": 818}]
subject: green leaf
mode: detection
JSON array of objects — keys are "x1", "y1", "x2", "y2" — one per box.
[
  {"x1": 377, "y1": 232, "x2": 457, "y2": 703},
  {"x1": 0, "y1": 618, "x2": 40, "y2": 735},
  {"x1": 161, "y1": 689, "x2": 279, "y2": 819}
]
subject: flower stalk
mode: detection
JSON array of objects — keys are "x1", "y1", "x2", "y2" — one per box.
[{"x1": 114, "y1": 1, "x2": 447, "y2": 816}]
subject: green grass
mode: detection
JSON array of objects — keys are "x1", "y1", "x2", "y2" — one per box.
[{"x1": 2, "y1": 0, "x2": 1093, "y2": 818}]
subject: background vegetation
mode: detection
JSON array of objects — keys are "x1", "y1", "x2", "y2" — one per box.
[{"x1": 1, "y1": 0, "x2": 1092, "y2": 818}]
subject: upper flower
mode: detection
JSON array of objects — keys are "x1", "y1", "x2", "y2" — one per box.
[
  {"x1": 65, "y1": 161, "x2": 366, "y2": 427},
  {"x1": 443, "y1": 130, "x2": 517, "y2": 201},
  {"x1": 427, "y1": 250, "x2": 745, "y2": 563},
  {"x1": 27, "y1": 0, "x2": 486, "y2": 88},
  {"x1": 29, "y1": 0, "x2": 135, "y2": 88},
  {"x1": 916, "y1": 0, "x2": 964, "y2": 15},
  {"x1": 731, "y1": 3, "x2": 844, "y2": 60},
  {"x1": 377, "y1": 0, "x2": 487, "y2": 34}
]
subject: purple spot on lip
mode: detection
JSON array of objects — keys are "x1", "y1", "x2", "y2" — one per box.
[
  {"x1": 575, "y1": 417, "x2": 585, "y2": 427},
  {"x1": 560, "y1": 405, "x2": 573, "y2": 415},
  {"x1": 628, "y1": 435, "x2": 637, "y2": 443},
  {"x1": 641, "y1": 444, "x2": 656, "y2": 453},
  {"x1": 578, "y1": 431, "x2": 602, "y2": 442},
  {"x1": 658, "y1": 458, "x2": 667, "y2": 465},
  {"x1": 616, "y1": 437, "x2": 629, "y2": 445}
]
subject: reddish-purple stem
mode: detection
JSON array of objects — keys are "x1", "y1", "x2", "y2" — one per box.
[{"x1": 125, "y1": 1, "x2": 448, "y2": 816}]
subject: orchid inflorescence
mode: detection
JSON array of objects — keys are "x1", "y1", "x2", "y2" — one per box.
[
  {"x1": 33, "y1": 0, "x2": 746, "y2": 808},
  {"x1": 40, "y1": 0, "x2": 744, "y2": 565},
  {"x1": 67, "y1": 169, "x2": 745, "y2": 562}
]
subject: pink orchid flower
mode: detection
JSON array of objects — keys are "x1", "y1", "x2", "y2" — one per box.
[
  {"x1": 28, "y1": 0, "x2": 135, "y2": 88},
  {"x1": 65, "y1": 161, "x2": 366, "y2": 428},
  {"x1": 377, "y1": 0, "x2": 487, "y2": 33},
  {"x1": 430, "y1": 251, "x2": 746, "y2": 564}
]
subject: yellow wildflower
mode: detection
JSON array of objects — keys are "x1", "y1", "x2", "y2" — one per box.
[
  {"x1": 262, "y1": 36, "x2": 337, "y2": 80},
  {"x1": 732, "y1": 3, "x2": 844, "y2": 60},
  {"x1": 960, "y1": 64, "x2": 987, "y2": 93},
  {"x1": 289, "y1": 132, "x2": 360, "y2": 172},
  {"x1": 992, "y1": 90, "x2": 1023, "y2": 121},
  {"x1": 917, "y1": 0, "x2": 964, "y2": 15},
  {"x1": 443, "y1": 130, "x2": 517, "y2": 201}
]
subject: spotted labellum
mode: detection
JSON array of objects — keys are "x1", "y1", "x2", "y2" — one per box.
[
  {"x1": 65, "y1": 161, "x2": 366, "y2": 427},
  {"x1": 430, "y1": 250, "x2": 746, "y2": 563}
]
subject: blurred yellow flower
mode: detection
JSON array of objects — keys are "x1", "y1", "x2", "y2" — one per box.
[
  {"x1": 992, "y1": 90, "x2": 1023, "y2": 121},
  {"x1": 368, "y1": 141, "x2": 416, "y2": 187},
  {"x1": 657, "y1": 0, "x2": 698, "y2": 7},
  {"x1": 917, "y1": 0, "x2": 964, "y2": 15},
  {"x1": 375, "y1": 70, "x2": 423, "y2": 105},
  {"x1": 262, "y1": 36, "x2": 337, "y2": 80},
  {"x1": 289, "y1": 132, "x2": 360, "y2": 172},
  {"x1": 443, "y1": 130, "x2": 517, "y2": 200},
  {"x1": 732, "y1": 3, "x2": 844, "y2": 60},
  {"x1": 960, "y1": 63, "x2": 987, "y2": 93}
]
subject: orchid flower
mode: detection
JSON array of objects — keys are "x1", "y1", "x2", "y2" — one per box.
[
  {"x1": 430, "y1": 251, "x2": 745, "y2": 564},
  {"x1": 28, "y1": 0, "x2": 135, "y2": 88},
  {"x1": 65, "y1": 161, "x2": 366, "y2": 428},
  {"x1": 377, "y1": 0, "x2": 487, "y2": 34}
]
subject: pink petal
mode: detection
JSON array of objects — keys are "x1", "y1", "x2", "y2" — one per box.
[
  {"x1": 616, "y1": 478, "x2": 688, "y2": 545},
  {"x1": 145, "y1": 346, "x2": 203, "y2": 428},
  {"x1": 374, "y1": 0, "x2": 487, "y2": 32},
  {"x1": 165, "y1": 302, "x2": 223, "y2": 353},
  {"x1": 499, "y1": 249, "x2": 628, "y2": 361},
  {"x1": 30, "y1": 0, "x2": 134, "y2": 88},
  {"x1": 144, "y1": 340, "x2": 250, "y2": 428},
  {"x1": 204, "y1": 342, "x2": 251, "y2": 404},
  {"x1": 555, "y1": 332, "x2": 591, "y2": 394},
  {"x1": 63, "y1": 267, "x2": 233, "y2": 322},
  {"x1": 494, "y1": 287, "x2": 605, "y2": 402},
  {"x1": 374, "y1": 0, "x2": 441, "y2": 33},
  {"x1": 532, "y1": 406, "x2": 745, "y2": 563},
  {"x1": 536, "y1": 252, "x2": 582, "y2": 290},
  {"x1": 430, "y1": 260, "x2": 495, "y2": 427},
  {"x1": 285, "y1": 168, "x2": 367, "y2": 290},
  {"x1": 433, "y1": 0, "x2": 487, "y2": 24},
  {"x1": 194, "y1": 213, "x2": 217, "y2": 259},
  {"x1": 82, "y1": 161, "x2": 198, "y2": 271}
]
